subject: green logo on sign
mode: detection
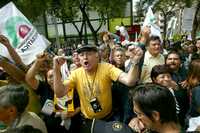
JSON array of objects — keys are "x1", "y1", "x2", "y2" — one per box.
[{"x1": 5, "y1": 16, "x2": 32, "y2": 48}]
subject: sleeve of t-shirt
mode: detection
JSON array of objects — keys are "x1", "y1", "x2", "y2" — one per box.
[{"x1": 107, "y1": 63, "x2": 123, "y2": 81}]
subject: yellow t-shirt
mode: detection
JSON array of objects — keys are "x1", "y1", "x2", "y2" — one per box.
[
  {"x1": 54, "y1": 88, "x2": 74, "y2": 112},
  {"x1": 64, "y1": 63, "x2": 122, "y2": 119}
]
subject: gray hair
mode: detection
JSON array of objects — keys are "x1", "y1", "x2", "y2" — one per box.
[{"x1": 0, "y1": 84, "x2": 29, "y2": 114}]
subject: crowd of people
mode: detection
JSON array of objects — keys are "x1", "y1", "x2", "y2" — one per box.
[{"x1": 0, "y1": 26, "x2": 200, "y2": 133}]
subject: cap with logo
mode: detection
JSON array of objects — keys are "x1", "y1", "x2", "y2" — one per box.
[{"x1": 92, "y1": 119, "x2": 134, "y2": 133}]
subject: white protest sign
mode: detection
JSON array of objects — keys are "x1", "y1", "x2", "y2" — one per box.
[
  {"x1": 182, "y1": 7, "x2": 196, "y2": 32},
  {"x1": 0, "y1": 2, "x2": 50, "y2": 65},
  {"x1": 143, "y1": 7, "x2": 162, "y2": 41}
]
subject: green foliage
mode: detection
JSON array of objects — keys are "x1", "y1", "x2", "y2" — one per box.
[
  {"x1": 90, "y1": 0, "x2": 128, "y2": 18},
  {"x1": 0, "y1": 0, "x2": 129, "y2": 25},
  {"x1": 48, "y1": 0, "x2": 129, "y2": 22},
  {"x1": 135, "y1": 0, "x2": 194, "y2": 42},
  {"x1": 136, "y1": 0, "x2": 194, "y2": 14},
  {"x1": 0, "y1": 0, "x2": 129, "y2": 45},
  {"x1": 0, "y1": 0, "x2": 50, "y2": 21},
  {"x1": 0, "y1": 0, "x2": 15, "y2": 7},
  {"x1": 48, "y1": 0, "x2": 79, "y2": 22},
  {"x1": 18, "y1": 0, "x2": 50, "y2": 21},
  {"x1": 172, "y1": 34, "x2": 182, "y2": 42},
  {"x1": 183, "y1": 0, "x2": 193, "y2": 7}
]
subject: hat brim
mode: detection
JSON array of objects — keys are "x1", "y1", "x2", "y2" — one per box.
[{"x1": 77, "y1": 46, "x2": 98, "y2": 53}]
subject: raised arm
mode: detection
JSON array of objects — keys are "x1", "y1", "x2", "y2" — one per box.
[
  {"x1": 25, "y1": 52, "x2": 48, "y2": 90},
  {"x1": 0, "y1": 35, "x2": 27, "y2": 71},
  {"x1": 118, "y1": 45, "x2": 143, "y2": 86},
  {"x1": 139, "y1": 26, "x2": 150, "y2": 45},
  {"x1": 0, "y1": 56, "x2": 25, "y2": 83},
  {"x1": 53, "y1": 56, "x2": 68, "y2": 97}
]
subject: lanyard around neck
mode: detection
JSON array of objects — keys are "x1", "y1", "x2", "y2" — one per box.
[{"x1": 85, "y1": 64, "x2": 98, "y2": 99}]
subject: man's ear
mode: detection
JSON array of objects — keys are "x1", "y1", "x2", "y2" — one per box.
[{"x1": 152, "y1": 111, "x2": 160, "y2": 122}]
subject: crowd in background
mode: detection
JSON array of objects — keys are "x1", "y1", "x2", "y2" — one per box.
[{"x1": 0, "y1": 26, "x2": 200, "y2": 133}]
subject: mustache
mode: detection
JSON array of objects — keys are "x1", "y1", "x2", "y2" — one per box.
[{"x1": 169, "y1": 62, "x2": 176, "y2": 65}]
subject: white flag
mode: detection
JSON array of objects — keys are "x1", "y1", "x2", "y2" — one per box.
[
  {"x1": 143, "y1": 7, "x2": 162, "y2": 41},
  {"x1": 0, "y1": 2, "x2": 50, "y2": 65}
]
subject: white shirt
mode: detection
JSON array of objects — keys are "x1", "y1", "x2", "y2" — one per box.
[{"x1": 140, "y1": 51, "x2": 165, "y2": 83}]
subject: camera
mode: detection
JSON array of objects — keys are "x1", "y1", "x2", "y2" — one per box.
[{"x1": 90, "y1": 98, "x2": 102, "y2": 113}]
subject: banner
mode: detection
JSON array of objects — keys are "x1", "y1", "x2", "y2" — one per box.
[
  {"x1": 143, "y1": 7, "x2": 162, "y2": 41},
  {"x1": 182, "y1": 7, "x2": 196, "y2": 32},
  {"x1": 0, "y1": 2, "x2": 50, "y2": 65}
]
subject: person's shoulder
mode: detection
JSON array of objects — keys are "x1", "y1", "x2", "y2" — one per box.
[
  {"x1": 20, "y1": 112, "x2": 47, "y2": 133},
  {"x1": 99, "y1": 62, "x2": 121, "y2": 72},
  {"x1": 23, "y1": 112, "x2": 46, "y2": 125},
  {"x1": 72, "y1": 66, "x2": 83, "y2": 72},
  {"x1": 99, "y1": 62, "x2": 115, "y2": 68},
  {"x1": 69, "y1": 67, "x2": 85, "y2": 80},
  {"x1": 69, "y1": 67, "x2": 84, "y2": 77},
  {"x1": 157, "y1": 53, "x2": 165, "y2": 62},
  {"x1": 25, "y1": 111, "x2": 40, "y2": 118},
  {"x1": 19, "y1": 111, "x2": 40, "y2": 124},
  {"x1": 144, "y1": 51, "x2": 155, "y2": 59}
]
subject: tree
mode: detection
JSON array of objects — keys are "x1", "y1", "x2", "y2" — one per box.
[
  {"x1": 191, "y1": 1, "x2": 200, "y2": 40},
  {"x1": 0, "y1": 0, "x2": 50, "y2": 21},
  {"x1": 135, "y1": 0, "x2": 194, "y2": 45},
  {"x1": 48, "y1": 0, "x2": 129, "y2": 45},
  {"x1": 0, "y1": 0, "x2": 129, "y2": 45},
  {"x1": 153, "y1": 0, "x2": 182, "y2": 46}
]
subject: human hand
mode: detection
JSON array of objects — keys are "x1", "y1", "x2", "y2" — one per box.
[
  {"x1": 141, "y1": 26, "x2": 150, "y2": 39},
  {"x1": 128, "y1": 45, "x2": 143, "y2": 64},
  {"x1": 0, "y1": 35, "x2": 11, "y2": 47},
  {"x1": 53, "y1": 56, "x2": 67, "y2": 69},
  {"x1": 180, "y1": 80, "x2": 189, "y2": 89},
  {"x1": 36, "y1": 52, "x2": 49, "y2": 64},
  {"x1": 140, "y1": 27, "x2": 150, "y2": 44},
  {"x1": 61, "y1": 111, "x2": 77, "y2": 118},
  {"x1": 128, "y1": 117, "x2": 145, "y2": 133},
  {"x1": 163, "y1": 79, "x2": 178, "y2": 90},
  {"x1": 55, "y1": 109, "x2": 78, "y2": 119}
]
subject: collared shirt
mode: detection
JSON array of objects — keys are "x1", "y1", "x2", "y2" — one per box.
[
  {"x1": 140, "y1": 51, "x2": 165, "y2": 83},
  {"x1": 171, "y1": 66, "x2": 188, "y2": 83}
]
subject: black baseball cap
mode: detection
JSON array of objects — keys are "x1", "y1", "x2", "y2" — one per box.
[
  {"x1": 92, "y1": 119, "x2": 134, "y2": 133},
  {"x1": 77, "y1": 44, "x2": 98, "y2": 53}
]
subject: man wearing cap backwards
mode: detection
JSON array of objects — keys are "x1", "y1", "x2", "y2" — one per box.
[{"x1": 53, "y1": 44, "x2": 143, "y2": 131}]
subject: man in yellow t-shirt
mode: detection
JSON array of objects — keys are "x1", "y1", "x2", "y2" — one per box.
[
  {"x1": 53, "y1": 44, "x2": 143, "y2": 121},
  {"x1": 65, "y1": 62, "x2": 122, "y2": 119}
]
